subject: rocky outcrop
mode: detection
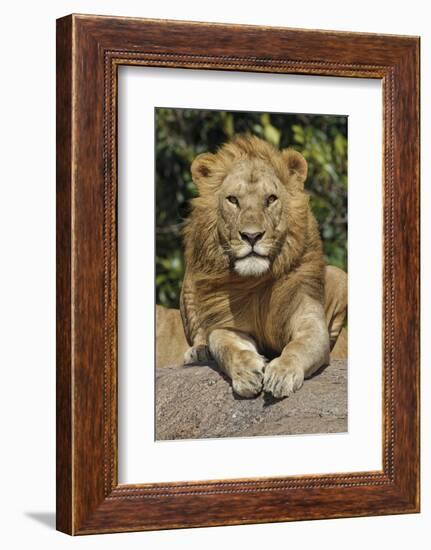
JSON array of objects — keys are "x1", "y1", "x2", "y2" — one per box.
[{"x1": 156, "y1": 359, "x2": 347, "y2": 440}]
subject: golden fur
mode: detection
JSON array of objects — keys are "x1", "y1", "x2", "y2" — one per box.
[
  {"x1": 156, "y1": 265, "x2": 347, "y2": 369},
  {"x1": 180, "y1": 135, "x2": 333, "y2": 398}
]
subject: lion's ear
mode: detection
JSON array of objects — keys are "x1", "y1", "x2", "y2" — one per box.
[
  {"x1": 281, "y1": 149, "x2": 308, "y2": 189},
  {"x1": 191, "y1": 152, "x2": 217, "y2": 193}
]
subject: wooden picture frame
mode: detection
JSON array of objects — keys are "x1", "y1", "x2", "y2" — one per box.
[{"x1": 56, "y1": 14, "x2": 420, "y2": 535}]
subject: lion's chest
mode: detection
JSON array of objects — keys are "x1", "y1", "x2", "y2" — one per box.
[{"x1": 198, "y1": 281, "x2": 288, "y2": 354}]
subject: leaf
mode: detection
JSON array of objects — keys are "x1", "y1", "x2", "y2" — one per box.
[
  {"x1": 261, "y1": 113, "x2": 280, "y2": 146},
  {"x1": 222, "y1": 112, "x2": 235, "y2": 137}
]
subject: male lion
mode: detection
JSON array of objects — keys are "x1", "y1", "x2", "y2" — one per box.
[{"x1": 180, "y1": 135, "x2": 346, "y2": 399}]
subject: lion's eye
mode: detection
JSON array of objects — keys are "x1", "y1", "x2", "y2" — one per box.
[
  {"x1": 226, "y1": 195, "x2": 239, "y2": 206},
  {"x1": 266, "y1": 195, "x2": 278, "y2": 206}
]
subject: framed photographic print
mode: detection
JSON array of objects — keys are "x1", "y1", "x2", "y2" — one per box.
[{"x1": 56, "y1": 14, "x2": 420, "y2": 535}]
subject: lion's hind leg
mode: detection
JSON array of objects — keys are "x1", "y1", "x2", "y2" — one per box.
[
  {"x1": 208, "y1": 329, "x2": 266, "y2": 398},
  {"x1": 324, "y1": 265, "x2": 348, "y2": 350}
]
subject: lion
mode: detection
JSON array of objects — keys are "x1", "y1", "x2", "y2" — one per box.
[{"x1": 179, "y1": 134, "x2": 347, "y2": 399}]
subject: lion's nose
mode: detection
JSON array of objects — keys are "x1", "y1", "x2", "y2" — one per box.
[{"x1": 240, "y1": 231, "x2": 264, "y2": 247}]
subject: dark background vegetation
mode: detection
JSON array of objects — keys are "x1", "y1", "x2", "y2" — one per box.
[{"x1": 156, "y1": 108, "x2": 347, "y2": 309}]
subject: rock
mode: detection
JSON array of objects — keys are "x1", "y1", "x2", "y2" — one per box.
[{"x1": 155, "y1": 359, "x2": 347, "y2": 440}]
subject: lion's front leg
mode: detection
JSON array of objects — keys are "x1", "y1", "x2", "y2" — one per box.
[
  {"x1": 264, "y1": 296, "x2": 330, "y2": 398},
  {"x1": 183, "y1": 329, "x2": 212, "y2": 364},
  {"x1": 208, "y1": 328, "x2": 266, "y2": 398}
]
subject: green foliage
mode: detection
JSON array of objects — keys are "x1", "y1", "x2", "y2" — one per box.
[{"x1": 156, "y1": 108, "x2": 347, "y2": 309}]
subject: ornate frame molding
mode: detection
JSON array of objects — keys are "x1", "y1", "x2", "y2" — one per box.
[{"x1": 57, "y1": 15, "x2": 419, "y2": 534}]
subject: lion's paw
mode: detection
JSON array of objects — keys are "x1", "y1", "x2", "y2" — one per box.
[
  {"x1": 263, "y1": 358, "x2": 304, "y2": 399},
  {"x1": 184, "y1": 344, "x2": 212, "y2": 365},
  {"x1": 230, "y1": 351, "x2": 265, "y2": 398}
]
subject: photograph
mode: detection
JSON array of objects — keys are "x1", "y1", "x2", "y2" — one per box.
[{"x1": 155, "y1": 107, "x2": 348, "y2": 440}]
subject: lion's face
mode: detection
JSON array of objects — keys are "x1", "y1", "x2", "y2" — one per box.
[
  {"x1": 187, "y1": 135, "x2": 309, "y2": 279},
  {"x1": 217, "y1": 159, "x2": 288, "y2": 277}
]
